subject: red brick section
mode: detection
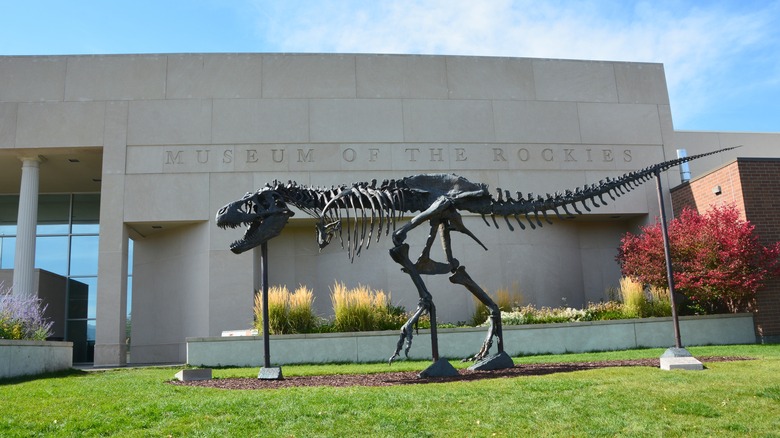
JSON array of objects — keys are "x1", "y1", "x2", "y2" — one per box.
[{"x1": 671, "y1": 158, "x2": 780, "y2": 342}]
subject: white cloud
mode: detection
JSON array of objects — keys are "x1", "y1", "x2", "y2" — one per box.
[{"x1": 249, "y1": 0, "x2": 779, "y2": 129}]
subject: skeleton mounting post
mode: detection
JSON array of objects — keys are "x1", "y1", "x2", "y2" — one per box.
[
  {"x1": 654, "y1": 169, "x2": 683, "y2": 349},
  {"x1": 257, "y1": 242, "x2": 283, "y2": 380}
]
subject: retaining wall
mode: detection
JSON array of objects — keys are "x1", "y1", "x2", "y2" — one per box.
[
  {"x1": 187, "y1": 313, "x2": 755, "y2": 367},
  {"x1": 0, "y1": 340, "x2": 73, "y2": 379}
]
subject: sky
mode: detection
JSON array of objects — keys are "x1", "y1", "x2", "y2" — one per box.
[{"x1": 2, "y1": 0, "x2": 778, "y2": 133}]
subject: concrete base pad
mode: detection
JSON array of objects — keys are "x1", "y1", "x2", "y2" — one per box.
[
  {"x1": 258, "y1": 367, "x2": 284, "y2": 380},
  {"x1": 418, "y1": 358, "x2": 459, "y2": 378},
  {"x1": 660, "y1": 356, "x2": 704, "y2": 370},
  {"x1": 175, "y1": 368, "x2": 212, "y2": 381},
  {"x1": 660, "y1": 347, "x2": 703, "y2": 370},
  {"x1": 468, "y1": 351, "x2": 515, "y2": 371}
]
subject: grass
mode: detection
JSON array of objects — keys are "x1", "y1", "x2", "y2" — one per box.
[{"x1": 2, "y1": 345, "x2": 779, "y2": 436}]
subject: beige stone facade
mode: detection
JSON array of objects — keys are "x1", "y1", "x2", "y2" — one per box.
[{"x1": 1, "y1": 53, "x2": 772, "y2": 366}]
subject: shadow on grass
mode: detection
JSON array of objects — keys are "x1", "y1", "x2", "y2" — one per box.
[{"x1": 0, "y1": 368, "x2": 89, "y2": 386}]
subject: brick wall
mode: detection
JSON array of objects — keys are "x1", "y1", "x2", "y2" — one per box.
[{"x1": 671, "y1": 158, "x2": 780, "y2": 342}]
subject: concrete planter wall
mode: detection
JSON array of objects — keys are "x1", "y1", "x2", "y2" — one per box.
[
  {"x1": 187, "y1": 313, "x2": 756, "y2": 367},
  {"x1": 0, "y1": 340, "x2": 73, "y2": 379}
]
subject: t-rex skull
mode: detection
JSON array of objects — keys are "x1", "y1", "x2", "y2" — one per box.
[{"x1": 215, "y1": 188, "x2": 294, "y2": 254}]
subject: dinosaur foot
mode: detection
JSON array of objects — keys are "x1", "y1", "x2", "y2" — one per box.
[
  {"x1": 467, "y1": 351, "x2": 514, "y2": 371},
  {"x1": 389, "y1": 298, "x2": 431, "y2": 365}
]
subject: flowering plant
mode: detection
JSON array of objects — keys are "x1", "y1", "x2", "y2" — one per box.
[{"x1": 0, "y1": 292, "x2": 53, "y2": 341}]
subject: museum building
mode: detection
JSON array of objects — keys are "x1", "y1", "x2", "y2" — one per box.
[{"x1": 0, "y1": 53, "x2": 777, "y2": 366}]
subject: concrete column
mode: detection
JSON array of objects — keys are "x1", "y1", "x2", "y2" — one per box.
[{"x1": 12, "y1": 156, "x2": 43, "y2": 297}]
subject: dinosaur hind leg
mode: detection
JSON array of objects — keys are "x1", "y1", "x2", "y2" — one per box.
[
  {"x1": 388, "y1": 242, "x2": 437, "y2": 364},
  {"x1": 449, "y1": 266, "x2": 504, "y2": 361}
]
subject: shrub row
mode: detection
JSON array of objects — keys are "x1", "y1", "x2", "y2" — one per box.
[{"x1": 253, "y1": 282, "x2": 406, "y2": 334}]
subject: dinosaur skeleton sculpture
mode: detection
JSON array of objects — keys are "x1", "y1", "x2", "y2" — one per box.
[{"x1": 216, "y1": 147, "x2": 735, "y2": 365}]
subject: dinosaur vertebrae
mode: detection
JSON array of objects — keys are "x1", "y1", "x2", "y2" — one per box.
[
  {"x1": 486, "y1": 146, "x2": 739, "y2": 232},
  {"x1": 266, "y1": 178, "x2": 407, "y2": 260},
  {"x1": 266, "y1": 146, "x2": 738, "y2": 259}
]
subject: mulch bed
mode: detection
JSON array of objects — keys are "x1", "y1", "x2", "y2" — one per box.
[{"x1": 171, "y1": 356, "x2": 750, "y2": 390}]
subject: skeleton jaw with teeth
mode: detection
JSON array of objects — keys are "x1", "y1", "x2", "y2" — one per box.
[{"x1": 215, "y1": 189, "x2": 294, "y2": 254}]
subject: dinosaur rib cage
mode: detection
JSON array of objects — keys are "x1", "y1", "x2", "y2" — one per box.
[{"x1": 264, "y1": 146, "x2": 738, "y2": 260}]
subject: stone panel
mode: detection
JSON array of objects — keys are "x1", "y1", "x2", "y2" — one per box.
[
  {"x1": 64, "y1": 55, "x2": 167, "y2": 101},
  {"x1": 124, "y1": 173, "x2": 209, "y2": 222},
  {"x1": 127, "y1": 99, "x2": 212, "y2": 146},
  {"x1": 493, "y1": 100, "x2": 581, "y2": 143},
  {"x1": 310, "y1": 99, "x2": 404, "y2": 142},
  {"x1": 0, "y1": 103, "x2": 17, "y2": 148},
  {"x1": 402, "y1": 99, "x2": 495, "y2": 142},
  {"x1": 262, "y1": 54, "x2": 356, "y2": 98},
  {"x1": 356, "y1": 54, "x2": 448, "y2": 98},
  {"x1": 16, "y1": 101, "x2": 105, "y2": 147},
  {"x1": 578, "y1": 103, "x2": 662, "y2": 145},
  {"x1": 533, "y1": 59, "x2": 618, "y2": 103},
  {"x1": 102, "y1": 101, "x2": 129, "y2": 175},
  {"x1": 167, "y1": 54, "x2": 263, "y2": 99},
  {"x1": 614, "y1": 62, "x2": 669, "y2": 104},
  {"x1": 212, "y1": 99, "x2": 309, "y2": 144},
  {"x1": 0, "y1": 56, "x2": 66, "y2": 102},
  {"x1": 446, "y1": 56, "x2": 534, "y2": 100}
]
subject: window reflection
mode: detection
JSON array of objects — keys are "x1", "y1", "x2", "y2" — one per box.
[
  {"x1": 35, "y1": 236, "x2": 69, "y2": 275},
  {"x1": 37, "y1": 194, "x2": 70, "y2": 235},
  {"x1": 70, "y1": 236, "x2": 99, "y2": 276},
  {"x1": 0, "y1": 237, "x2": 14, "y2": 269}
]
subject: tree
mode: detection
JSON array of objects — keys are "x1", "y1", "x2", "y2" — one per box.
[{"x1": 616, "y1": 204, "x2": 780, "y2": 314}]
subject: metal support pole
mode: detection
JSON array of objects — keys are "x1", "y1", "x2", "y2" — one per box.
[
  {"x1": 429, "y1": 304, "x2": 439, "y2": 361},
  {"x1": 258, "y1": 242, "x2": 282, "y2": 379},
  {"x1": 654, "y1": 170, "x2": 683, "y2": 349},
  {"x1": 260, "y1": 242, "x2": 271, "y2": 368}
]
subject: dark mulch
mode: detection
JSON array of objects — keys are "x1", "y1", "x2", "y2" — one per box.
[{"x1": 170, "y1": 356, "x2": 751, "y2": 390}]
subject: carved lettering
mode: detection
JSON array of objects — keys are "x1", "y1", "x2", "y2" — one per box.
[
  {"x1": 517, "y1": 148, "x2": 530, "y2": 162},
  {"x1": 297, "y1": 148, "x2": 314, "y2": 163},
  {"x1": 156, "y1": 145, "x2": 639, "y2": 173},
  {"x1": 165, "y1": 150, "x2": 184, "y2": 165}
]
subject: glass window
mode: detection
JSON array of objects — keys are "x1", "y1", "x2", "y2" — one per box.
[
  {"x1": 70, "y1": 235, "x2": 99, "y2": 276},
  {"x1": 0, "y1": 237, "x2": 14, "y2": 269},
  {"x1": 37, "y1": 195, "x2": 70, "y2": 235},
  {"x1": 35, "y1": 235, "x2": 69, "y2": 275},
  {"x1": 72, "y1": 194, "x2": 100, "y2": 234},
  {"x1": 69, "y1": 277, "x2": 98, "y2": 319},
  {"x1": 0, "y1": 196, "x2": 19, "y2": 226}
]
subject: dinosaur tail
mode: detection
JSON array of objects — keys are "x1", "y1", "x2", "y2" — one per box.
[{"x1": 487, "y1": 146, "x2": 739, "y2": 231}]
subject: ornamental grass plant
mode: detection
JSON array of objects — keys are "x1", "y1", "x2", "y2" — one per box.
[
  {"x1": 253, "y1": 285, "x2": 318, "y2": 334},
  {"x1": 330, "y1": 282, "x2": 404, "y2": 332}
]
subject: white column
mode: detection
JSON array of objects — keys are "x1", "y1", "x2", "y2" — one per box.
[{"x1": 12, "y1": 157, "x2": 43, "y2": 298}]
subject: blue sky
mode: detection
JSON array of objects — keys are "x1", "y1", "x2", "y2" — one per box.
[{"x1": 2, "y1": 0, "x2": 778, "y2": 133}]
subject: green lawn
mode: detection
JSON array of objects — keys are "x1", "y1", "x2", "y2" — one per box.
[{"x1": 2, "y1": 345, "x2": 779, "y2": 437}]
